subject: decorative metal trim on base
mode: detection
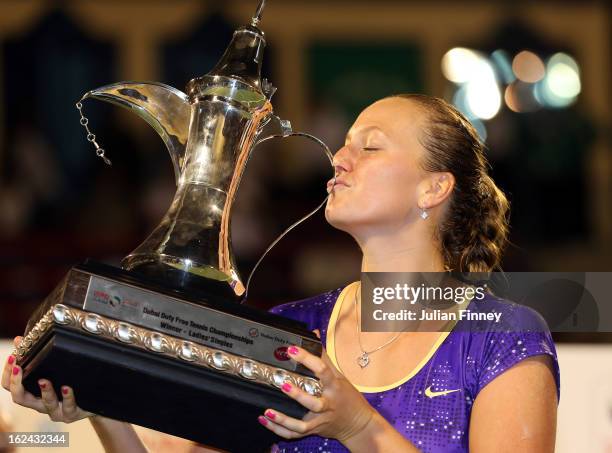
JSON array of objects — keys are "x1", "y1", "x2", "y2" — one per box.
[{"x1": 15, "y1": 304, "x2": 322, "y2": 397}]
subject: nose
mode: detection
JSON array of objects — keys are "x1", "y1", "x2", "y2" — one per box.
[{"x1": 332, "y1": 145, "x2": 351, "y2": 176}]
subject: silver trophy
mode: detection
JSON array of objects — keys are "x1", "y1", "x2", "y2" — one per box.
[{"x1": 14, "y1": 2, "x2": 332, "y2": 451}]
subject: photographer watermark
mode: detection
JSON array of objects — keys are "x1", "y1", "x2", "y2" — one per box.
[{"x1": 360, "y1": 272, "x2": 611, "y2": 333}]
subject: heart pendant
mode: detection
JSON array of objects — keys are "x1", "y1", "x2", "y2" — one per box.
[{"x1": 357, "y1": 352, "x2": 370, "y2": 368}]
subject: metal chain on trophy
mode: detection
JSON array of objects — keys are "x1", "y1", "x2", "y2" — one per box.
[{"x1": 76, "y1": 101, "x2": 112, "y2": 166}]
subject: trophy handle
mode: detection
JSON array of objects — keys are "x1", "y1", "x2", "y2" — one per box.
[
  {"x1": 253, "y1": 114, "x2": 335, "y2": 165},
  {"x1": 243, "y1": 116, "x2": 336, "y2": 301}
]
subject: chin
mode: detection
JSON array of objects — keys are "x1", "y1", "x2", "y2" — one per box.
[
  {"x1": 324, "y1": 206, "x2": 345, "y2": 229},
  {"x1": 324, "y1": 206, "x2": 359, "y2": 234}
]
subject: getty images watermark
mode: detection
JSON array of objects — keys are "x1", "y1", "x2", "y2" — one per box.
[{"x1": 360, "y1": 272, "x2": 612, "y2": 333}]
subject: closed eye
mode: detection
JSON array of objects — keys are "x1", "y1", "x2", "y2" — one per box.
[{"x1": 363, "y1": 147, "x2": 380, "y2": 151}]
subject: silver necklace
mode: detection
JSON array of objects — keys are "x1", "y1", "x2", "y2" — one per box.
[{"x1": 354, "y1": 284, "x2": 405, "y2": 368}]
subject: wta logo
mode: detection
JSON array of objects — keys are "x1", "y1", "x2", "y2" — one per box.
[{"x1": 274, "y1": 346, "x2": 290, "y2": 361}]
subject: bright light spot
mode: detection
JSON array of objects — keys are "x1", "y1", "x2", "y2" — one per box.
[
  {"x1": 444, "y1": 48, "x2": 501, "y2": 120},
  {"x1": 536, "y1": 53, "x2": 581, "y2": 108},
  {"x1": 466, "y1": 77, "x2": 501, "y2": 120},
  {"x1": 547, "y1": 53, "x2": 581, "y2": 98},
  {"x1": 491, "y1": 50, "x2": 515, "y2": 84},
  {"x1": 442, "y1": 48, "x2": 485, "y2": 83},
  {"x1": 512, "y1": 50, "x2": 545, "y2": 83},
  {"x1": 504, "y1": 84, "x2": 521, "y2": 113},
  {"x1": 452, "y1": 85, "x2": 475, "y2": 118},
  {"x1": 470, "y1": 117, "x2": 488, "y2": 142},
  {"x1": 504, "y1": 81, "x2": 541, "y2": 113},
  {"x1": 452, "y1": 86, "x2": 488, "y2": 141}
]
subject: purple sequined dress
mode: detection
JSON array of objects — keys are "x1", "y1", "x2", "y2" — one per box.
[{"x1": 268, "y1": 282, "x2": 560, "y2": 453}]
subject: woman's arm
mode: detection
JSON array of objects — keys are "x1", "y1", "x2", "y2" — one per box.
[
  {"x1": 89, "y1": 416, "x2": 149, "y2": 453},
  {"x1": 340, "y1": 410, "x2": 419, "y2": 452},
  {"x1": 0, "y1": 411, "x2": 16, "y2": 453},
  {"x1": 469, "y1": 355, "x2": 558, "y2": 452}
]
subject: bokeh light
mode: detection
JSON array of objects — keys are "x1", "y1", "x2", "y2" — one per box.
[
  {"x1": 535, "y1": 52, "x2": 581, "y2": 108},
  {"x1": 442, "y1": 47, "x2": 485, "y2": 84},
  {"x1": 452, "y1": 85, "x2": 488, "y2": 142},
  {"x1": 504, "y1": 81, "x2": 540, "y2": 113},
  {"x1": 491, "y1": 49, "x2": 515, "y2": 84},
  {"x1": 443, "y1": 47, "x2": 501, "y2": 120},
  {"x1": 512, "y1": 50, "x2": 546, "y2": 83},
  {"x1": 444, "y1": 47, "x2": 581, "y2": 118},
  {"x1": 466, "y1": 78, "x2": 501, "y2": 120}
]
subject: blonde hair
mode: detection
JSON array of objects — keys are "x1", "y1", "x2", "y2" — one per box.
[{"x1": 393, "y1": 94, "x2": 510, "y2": 272}]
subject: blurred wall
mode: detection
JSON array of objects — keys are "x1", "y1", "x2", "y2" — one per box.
[{"x1": 0, "y1": 1, "x2": 609, "y2": 331}]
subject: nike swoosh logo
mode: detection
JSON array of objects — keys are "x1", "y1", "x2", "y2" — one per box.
[{"x1": 424, "y1": 385, "x2": 461, "y2": 398}]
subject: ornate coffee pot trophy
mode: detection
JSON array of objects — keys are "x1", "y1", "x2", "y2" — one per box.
[{"x1": 14, "y1": 1, "x2": 333, "y2": 451}]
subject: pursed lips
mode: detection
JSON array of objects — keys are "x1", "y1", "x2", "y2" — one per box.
[{"x1": 327, "y1": 178, "x2": 350, "y2": 191}]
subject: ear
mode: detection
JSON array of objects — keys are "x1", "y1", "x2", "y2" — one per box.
[{"x1": 417, "y1": 172, "x2": 455, "y2": 209}]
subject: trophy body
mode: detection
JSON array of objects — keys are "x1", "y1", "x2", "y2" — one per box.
[{"x1": 14, "y1": 3, "x2": 329, "y2": 451}]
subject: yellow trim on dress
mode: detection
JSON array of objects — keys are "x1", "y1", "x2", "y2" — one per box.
[{"x1": 326, "y1": 281, "x2": 455, "y2": 394}]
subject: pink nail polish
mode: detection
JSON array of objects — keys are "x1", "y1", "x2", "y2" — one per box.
[
  {"x1": 258, "y1": 416, "x2": 268, "y2": 426},
  {"x1": 288, "y1": 346, "x2": 299, "y2": 355},
  {"x1": 265, "y1": 410, "x2": 276, "y2": 420},
  {"x1": 281, "y1": 382, "x2": 292, "y2": 392},
  {"x1": 12, "y1": 366, "x2": 19, "y2": 376},
  {"x1": 62, "y1": 387, "x2": 69, "y2": 395},
  {"x1": 7, "y1": 355, "x2": 14, "y2": 365}
]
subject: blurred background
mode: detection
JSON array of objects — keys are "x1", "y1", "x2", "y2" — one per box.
[{"x1": 0, "y1": 0, "x2": 610, "y2": 451}]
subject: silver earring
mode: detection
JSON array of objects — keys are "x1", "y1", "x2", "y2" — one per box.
[{"x1": 420, "y1": 207, "x2": 429, "y2": 220}]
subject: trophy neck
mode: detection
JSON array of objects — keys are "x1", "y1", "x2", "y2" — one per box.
[
  {"x1": 122, "y1": 94, "x2": 272, "y2": 300},
  {"x1": 181, "y1": 87, "x2": 272, "y2": 191}
]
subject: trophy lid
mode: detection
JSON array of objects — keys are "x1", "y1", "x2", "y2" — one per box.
[
  {"x1": 207, "y1": 24, "x2": 266, "y2": 90},
  {"x1": 186, "y1": 0, "x2": 273, "y2": 105}
]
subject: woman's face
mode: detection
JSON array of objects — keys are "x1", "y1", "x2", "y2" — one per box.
[{"x1": 325, "y1": 97, "x2": 430, "y2": 236}]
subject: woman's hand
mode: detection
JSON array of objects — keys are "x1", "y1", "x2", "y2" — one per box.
[
  {"x1": 257, "y1": 344, "x2": 376, "y2": 444},
  {"x1": 1, "y1": 336, "x2": 94, "y2": 423}
]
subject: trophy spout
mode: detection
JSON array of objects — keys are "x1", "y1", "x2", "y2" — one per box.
[{"x1": 82, "y1": 82, "x2": 190, "y2": 184}]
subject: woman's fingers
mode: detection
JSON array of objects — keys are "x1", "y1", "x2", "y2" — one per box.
[
  {"x1": 1, "y1": 355, "x2": 15, "y2": 391},
  {"x1": 38, "y1": 380, "x2": 63, "y2": 420},
  {"x1": 3, "y1": 337, "x2": 23, "y2": 391},
  {"x1": 263, "y1": 409, "x2": 315, "y2": 435},
  {"x1": 9, "y1": 366, "x2": 45, "y2": 412},
  {"x1": 280, "y1": 381, "x2": 327, "y2": 413},
  {"x1": 60, "y1": 386, "x2": 89, "y2": 421},
  {"x1": 2, "y1": 344, "x2": 91, "y2": 423},
  {"x1": 258, "y1": 414, "x2": 302, "y2": 439},
  {"x1": 287, "y1": 346, "x2": 334, "y2": 382}
]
